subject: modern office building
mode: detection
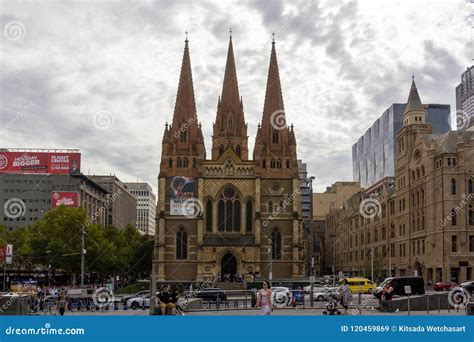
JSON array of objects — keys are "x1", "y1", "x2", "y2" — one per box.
[
  {"x1": 456, "y1": 65, "x2": 474, "y2": 131},
  {"x1": 89, "y1": 175, "x2": 137, "y2": 230},
  {"x1": 1, "y1": 173, "x2": 108, "y2": 230},
  {"x1": 124, "y1": 182, "x2": 156, "y2": 236},
  {"x1": 352, "y1": 102, "x2": 451, "y2": 188}
]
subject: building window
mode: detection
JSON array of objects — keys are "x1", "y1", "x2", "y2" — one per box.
[
  {"x1": 246, "y1": 200, "x2": 253, "y2": 232},
  {"x1": 469, "y1": 206, "x2": 473, "y2": 225},
  {"x1": 176, "y1": 228, "x2": 188, "y2": 259},
  {"x1": 268, "y1": 200, "x2": 273, "y2": 213},
  {"x1": 468, "y1": 179, "x2": 473, "y2": 194},
  {"x1": 217, "y1": 187, "x2": 240, "y2": 232},
  {"x1": 451, "y1": 178, "x2": 456, "y2": 195},
  {"x1": 271, "y1": 228, "x2": 282, "y2": 259},
  {"x1": 179, "y1": 130, "x2": 187, "y2": 143},
  {"x1": 451, "y1": 235, "x2": 457, "y2": 253},
  {"x1": 286, "y1": 159, "x2": 290, "y2": 168},
  {"x1": 262, "y1": 159, "x2": 266, "y2": 168},
  {"x1": 272, "y1": 130, "x2": 279, "y2": 144},
  {"x1": 219, "y1": 145, "x2": 224, "y2": 156},
  {"x1": 205, "y1": 200, "x2": 212, "y2": 232},
  {"x1": 168, "y1": 158, "x2": 172, "y2": 168},
  {"x1": 451, "y1": 208, "x2": 457, "y2": 226},
  {"x1": 236, "y1": 145, "x2": 241, "y2": 157},
  {"x1": 469, "y1": 235, "x2": 474, "y2": 252}
]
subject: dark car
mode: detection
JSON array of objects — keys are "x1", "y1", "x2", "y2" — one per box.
[
  {"x1": 461, "y1": 281, "x2": 474, "y2": 293},
  {"x1": 434, "y1": 281, "x2": 457, "y2": 291},
  {"x1": 373, "y1": 276, "x2": 425, "y2": 299},
  {"x1": 194, "y1": 288, "x2": 227, "y2": 302}
]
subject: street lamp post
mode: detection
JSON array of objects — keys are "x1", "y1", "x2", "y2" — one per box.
[
  {"x1": 330, "y1": 234, "x2": 336, "y2": 287},
  {"x1": 80, "y1": 223, "x2": 86, "y2": 287},
  {"x1": 371, "y1": 248, "x2": 374, "y2": 282},
  {"x1": 310, "y1": 255, "x2": 315, "y2": 307},
  {"x1": 268, "y1": 238, "x2": 273, "y2": 287}
]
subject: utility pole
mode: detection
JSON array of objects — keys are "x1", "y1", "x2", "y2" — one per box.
[
  {"x1": 330, "y1": 234, "x2": 336, "y2": 287},
  {"x1": 268, "y1": 238, "x2": 273, "y2": 287},
  {"x1": 80, "y1": 223, "x2": 86, "y2": 287},
  {"x1": 371, "y1": 248, "x2": 374, "y2": 282}
]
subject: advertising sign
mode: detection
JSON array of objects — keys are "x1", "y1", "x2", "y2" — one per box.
[
  {"x1": 0, "y1": 151, "x2": 81, "y2": 174},
  {"x1": 169, "y1": 176, "x2": 195, "y2": 215},
  {"x1": 0, "y1": 244, "x2": 13, "y2": 264},
  {"x1": 51, "y1": 191, "x2": 79, "y2": 208}
]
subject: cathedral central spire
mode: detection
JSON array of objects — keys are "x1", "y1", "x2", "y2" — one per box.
[{"x1": 211, "y1": 32, "x2": 248, "y2": 160}]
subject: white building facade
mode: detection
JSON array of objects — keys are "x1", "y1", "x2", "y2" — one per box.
[{"x1": 124, "y1": 182, "x2": 156, "y2": 236}]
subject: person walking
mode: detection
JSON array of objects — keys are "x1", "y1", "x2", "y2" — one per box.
[
  {"x1": 256, "y1": 281, "x2": 272, "y2": 315},
  {"x1": 57, "y1": 294, "x2": 67, "y2": 316},
  {"x1": 339, "y1": 278, "x2": 352, "y2": 314}
]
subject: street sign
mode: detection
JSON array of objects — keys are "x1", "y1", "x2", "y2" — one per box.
[
  {"x1": 269, "y1": 272, "x2": 273, "y2": 281},
  {"x1": 310, "y1": 276, "x2": 315, "y2": 284},
  {"x1": 404, "y1": 285, "x2": 412, "y2": 294}
]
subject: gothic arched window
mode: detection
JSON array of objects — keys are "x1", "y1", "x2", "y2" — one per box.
[
  {"x1": 236, "y1": 145, "x2": 241, "y2": 157},
  {"x1": 451, "y1": 208, "x2": 457, "y2": 226},
  {"x1": 177, "y1": 158, "x2": 182, "y2": 168},
  {"x1": 179, "y1": 130, "x2": 187, "y2": 143},
  {"x1": 246, "y1": 200, "x2": 253, "y2": 232},
  {"x1": 268, "y1": 200, "x2": 273, "y2": 213},
  {"x1": 286, "y1": 159, "x2": 290, "y2": 168},
  {"x1": 271, "y1": 228, "x2": 282, "y2": 259},
  {"x1": 451, "y1": 178, "x2": 456, "y2": 195},
  {"x1": 176, "y1": 228, "x2": 187, "y2": 259},
  {"x1": 168, "y1": 158, "x2": 172, "y2": 168},
  {"x1": 468, "y1": 179, "x2": 473, "y2": 194},
  {"x1": 217, "y1": 186, "x2": 240, "y2": 232},
  {"x1": 183, "y1": 157, "x2": 189, "y2": 168},
  {"x1": 205, "y1": 200, "x2": 212, "y2": 232},
  {"x1": 469, "y1": 206, "x2": 473, "y2": 225},
  {"x1": 262, "y1": 159, "x2": 266, "y2": 168},
  {"x1": 219, "y1": 145, "x2": 224, "y2": 156},
  {"x1": 272, "y1": 130, "x2": 279, "y2": 144}
]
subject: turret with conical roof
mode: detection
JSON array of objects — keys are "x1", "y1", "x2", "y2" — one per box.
[
  {"x1": 211, "y1": 31, "x2": 249, "y2": 160},
  {"x1": 403, "y1": 76, "x2": 426, "y2": 126},
  {"x1": 253, "y1": 37, "x2": 298, "y2": 178},
  {"x1": 159, "y1": 37, "x2": 206, "y2": 178}
]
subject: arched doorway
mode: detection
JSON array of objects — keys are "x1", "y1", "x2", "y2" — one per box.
[{"x1": 221, "y1": 253, "x2": 237, "y2": 281}]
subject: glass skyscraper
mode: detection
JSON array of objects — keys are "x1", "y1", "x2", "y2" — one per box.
[{"x1": 352, "y1": 103, "x2": 451, "y2": 188}]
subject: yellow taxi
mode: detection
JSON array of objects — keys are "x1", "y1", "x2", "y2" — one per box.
[{"x1": 339, "y1": 277, "x2": 376, "y2": 294}]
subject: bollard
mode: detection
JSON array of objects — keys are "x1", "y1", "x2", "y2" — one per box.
[
  {"x1": 123, "y1": 301, "x2": 128, "y2": 311},
  {"x1": 114, "y1": 301, "x2": 118, "y2": 311},
  {"x1": 437, "y1": 294, "x2": 440, "y2": 313},
  {"x1": 244, "y1": 292, "x2": 248, "y2": 309},
  {"x1": 142, "y1": 301, "x2": 146, "y2": 310},
  {"x1": 407, "y1": 294, "x2": 411, "y2": 316},
  {"x1": 358, "y1": 293, "x2": 362, "y2": 315},
  {"x1": 426, "y1": 295, "x2": 429, "y2": 314}
]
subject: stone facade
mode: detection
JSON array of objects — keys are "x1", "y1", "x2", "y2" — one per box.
[
  {"x1": 326, "y1": 80, "x2": 474, "y2": 283},
  {"x1": 153, "y1": 35, "x2": 304, "y2": 282}
]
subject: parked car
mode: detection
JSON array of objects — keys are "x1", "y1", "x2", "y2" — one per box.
[
  {"x1": 127, "y1": 294, "x2": 150, "y2": 309},
  {"x1": 313, "y1": 287, "x2": 338, "y2": 301},
  {"x1": 339, "y1": 277, "x2": 376, "y2": 294},
  {"x1": 373, "y1": 276, "x2": 425, "y2": 299},
  {"x1": 194, "y1": 288, "x2": 227, "y2": 302},
  {"x1": 434, "y1": 281, "x2": 457, "y2": 291},
  {"x1": 303, "y1": 283, "x2": 328, "y2": 294},
  {"x1": 461, "y1": 281, "x2": 474, "y2": 293},
  {"x1": 271, "y1": 287, "x2": 293, "y2": 307},
  {"x1": 121, "y1": 290, "x2": 150, "y2": 304}
]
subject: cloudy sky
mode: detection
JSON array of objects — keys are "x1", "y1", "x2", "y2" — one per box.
[{"x1": 0, "y1": 0, "x2": 471, "y2": 193}]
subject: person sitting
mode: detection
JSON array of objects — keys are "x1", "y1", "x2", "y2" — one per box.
[{"x1": 157, "y1": 285, "x2": 175, "y2": 315}]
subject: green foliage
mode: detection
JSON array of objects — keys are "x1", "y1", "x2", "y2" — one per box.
[{"x1": 0, "y1": 206, "x2": 153, "y2": 284}]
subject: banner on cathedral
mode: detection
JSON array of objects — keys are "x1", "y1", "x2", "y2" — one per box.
[{"x1": 169, "y1": 176, "x2": 195, "y2": 215}]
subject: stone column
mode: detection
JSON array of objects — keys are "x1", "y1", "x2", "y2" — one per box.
[
  {"x1": 213, "y1": 200, "x2": 218, "y2": 233},
  {"x1": 241, "y1": 199, "x2": 246, "y2": 235}
]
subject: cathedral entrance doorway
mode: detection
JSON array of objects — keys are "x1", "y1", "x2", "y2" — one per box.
[{"x1": 220, "y1": 253, "x2": 237, "y2": 281}]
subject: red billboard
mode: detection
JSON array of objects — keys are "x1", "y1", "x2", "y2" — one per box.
[
  {"x1": 0, "y1": 151, "x2": 81, "y2": 174},
  {"x1": 51, "y1": 191, "x2": 79, "y2": 208}
]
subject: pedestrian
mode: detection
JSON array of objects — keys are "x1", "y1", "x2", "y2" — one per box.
[
  {"x1": 381, "y1": 281, "x2": 394, "y2": 300},
  {"x1": 256, "y1": 280, "x2": 272, "y2": 315},
  {"x1": 157, "y1": 285, "x2": 175, "y2": 315},
  {"x1": 57, "y1": 294, "x2": 67, "y2": 316},
  {"x1": 339, "y1": 278, "x2": 352, "y2": 314}
]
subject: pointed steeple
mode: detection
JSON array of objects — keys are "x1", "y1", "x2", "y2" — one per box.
[
  {"x1": 220, "y1": 32, "x2": 241, "y2": 116},
  {"x1": 260, "y1": 38, "x2": 286, "y2": 136},
  {"x1": 403, "y1": 75, "x2": 426, "y2": 126},
  {"x1": 211, "y1": 31, "x2": 248, "y2": 160},
  {"x1": 171, "y1": 38, "x2": 198, "y2": 135},
  {"x1": 159, "y1": 37, "x2": 206, "y2": 178},
  {"x1": 253, "y1": 37, "x2": 298, "y2": 178}
]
